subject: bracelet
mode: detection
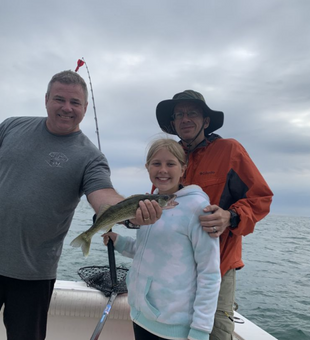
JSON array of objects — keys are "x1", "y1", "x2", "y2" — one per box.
[{"x1": 124, "y1": 220, "x2": 140, "y2": 229}]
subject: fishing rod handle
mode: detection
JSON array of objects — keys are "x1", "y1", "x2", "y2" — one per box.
[{"x1": 107, "y1": 233, "x2": 117, "y2": 287}]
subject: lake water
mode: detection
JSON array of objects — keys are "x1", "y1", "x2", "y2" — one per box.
[{"x1": 57, "y1": 200, "x2": 310, "y2": 340}]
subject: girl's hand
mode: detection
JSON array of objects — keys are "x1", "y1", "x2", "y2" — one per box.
[{"x1": 102, "y1": 232, "x2": 118, "y2": 245}]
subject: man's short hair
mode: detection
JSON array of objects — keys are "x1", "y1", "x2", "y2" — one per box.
[{"x1": 46, "y1": 70, "x2": 88, "y2": 102}]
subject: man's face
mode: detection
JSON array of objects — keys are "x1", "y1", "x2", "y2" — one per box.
[
  {"x1": 45, "y1": 81, "x2": 88, "y2": 135},
  {"x1": 171, "y1": 102, "x2": 209, "y2": 144}
]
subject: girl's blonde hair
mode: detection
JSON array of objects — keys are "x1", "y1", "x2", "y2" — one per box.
[{"x1": 146, "y1": 138, "x2": 186, "y2": 166}]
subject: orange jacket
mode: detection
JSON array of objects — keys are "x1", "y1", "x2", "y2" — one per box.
[{"x1": 180, "y1": 134, "x2": 273, "y2": 277}]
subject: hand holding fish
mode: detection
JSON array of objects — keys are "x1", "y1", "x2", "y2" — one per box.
[
  {"x1": 70, "y1": 194, "x2": 178, "y2": 256},
  {"x1": 131, "y1": 199, "x2": 163, "y2": 225}
]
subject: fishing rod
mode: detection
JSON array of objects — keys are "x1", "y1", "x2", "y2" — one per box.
[
  {"x1": 75, "y1": 58, "x2": 125, "y2": 340},
  {"x1": 75, "y1": 58, "x2": 101, "y2": 151}
]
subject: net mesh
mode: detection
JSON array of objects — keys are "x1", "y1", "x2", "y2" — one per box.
[{"x1": 78, "y1": 265, "x2": 128, "y2": 297}]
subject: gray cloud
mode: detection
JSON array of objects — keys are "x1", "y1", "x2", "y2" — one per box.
[{"x1": 1, "y1": 0, "x2": 309, "y2": 216}]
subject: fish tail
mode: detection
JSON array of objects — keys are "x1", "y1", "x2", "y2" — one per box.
[{"x1": 70, "y1": 232, "x2": 91, "y2": 257}]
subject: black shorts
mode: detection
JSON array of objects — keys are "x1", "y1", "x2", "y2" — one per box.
[
  {"x1": 0, "y1": 275, "x2": 55, "y2": 340},
  {"x1": 133, "y1": 322, "x2": 170, "y2": 340}
]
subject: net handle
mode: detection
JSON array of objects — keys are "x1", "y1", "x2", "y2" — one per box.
[
  {"x1": 90, "y1": 291, "x2": 118, "y2": 340},
  {"x1": 89, "y1": 230, "x2": 118, "y2": 340},
  {"x1": 107, "y1": 230, "x2": 117, "y2": 287}
]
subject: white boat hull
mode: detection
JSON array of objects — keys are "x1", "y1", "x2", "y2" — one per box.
[{"x1": 0, "y1": 280, "x2": 277, "y2": 340}]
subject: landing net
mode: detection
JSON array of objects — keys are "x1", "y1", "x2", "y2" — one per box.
[{"x1": 78, "y1": 265, "x2": 128, "y2": 297}]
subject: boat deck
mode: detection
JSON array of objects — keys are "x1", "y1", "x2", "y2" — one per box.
[{"x1": 0, "y1": 280, "x2": 277, "y2": 339}]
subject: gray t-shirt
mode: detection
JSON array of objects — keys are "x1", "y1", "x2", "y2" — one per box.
[{"x1": 0, "y1": 116, "x2": 113, "y2": 280}]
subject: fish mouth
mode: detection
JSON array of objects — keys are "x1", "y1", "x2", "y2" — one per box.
[{"x1": 162, "y1": 194, "x2": 178, "y2": 208}]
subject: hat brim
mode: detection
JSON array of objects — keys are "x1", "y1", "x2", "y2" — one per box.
[{"x1": 156, "y1": 98, "x2": 224, "y2": 136}]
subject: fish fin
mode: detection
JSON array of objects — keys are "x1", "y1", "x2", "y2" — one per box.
[
  {"x1": 96, "y1": 205, "x2": 111, "y2": 221},
  {"x1": 70, "y1": 232, "x2": 91, "y2": 257}
]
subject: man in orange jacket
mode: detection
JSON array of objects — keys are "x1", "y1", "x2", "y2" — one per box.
[{"x1": 156, "y1": 90, "x2": 273, "y2": 340}]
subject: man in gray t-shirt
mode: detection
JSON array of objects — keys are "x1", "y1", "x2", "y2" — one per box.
[{"x1": 0, "y1": 70, "x2": 161, "y2": 340}]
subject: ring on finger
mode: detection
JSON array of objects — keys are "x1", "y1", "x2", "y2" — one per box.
[
  {"x1": 144, "y1": 217, "x2": 150, "y2": 221},
  {"x1": 213, "y1": 226, "x2": 217, "y2": 233}
]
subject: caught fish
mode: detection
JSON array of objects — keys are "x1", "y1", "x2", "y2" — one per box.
[{"x1": 70, "y1": 194, "x2": 178, "y2": 256}]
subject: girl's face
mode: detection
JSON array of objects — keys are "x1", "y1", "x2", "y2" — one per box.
[{"x1": 146, "y1": 148, "x2": 186, "y2": 195}]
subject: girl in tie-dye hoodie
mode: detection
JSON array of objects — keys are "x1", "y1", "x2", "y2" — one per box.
[{"x1": 104, "y1": 138, "x2": 221, "y2": 340}]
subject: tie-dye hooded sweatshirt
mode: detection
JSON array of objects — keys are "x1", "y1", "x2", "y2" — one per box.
[{"x1": 114, "y1": 185, "x2": 221, "y2": 340}]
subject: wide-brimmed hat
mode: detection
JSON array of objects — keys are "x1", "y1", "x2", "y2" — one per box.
[{"x1": 156, "y1": 90, "x2": 224, "y2": 136}]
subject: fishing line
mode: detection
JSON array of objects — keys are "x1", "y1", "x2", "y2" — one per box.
[
  {"x1": 75, "y1": 58, "x2": 128, "y2": 340},
  {"x1": 75, "y1": 57, "x2": 101, "y2": 151}
]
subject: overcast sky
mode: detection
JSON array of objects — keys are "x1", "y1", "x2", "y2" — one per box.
[{"x1": 1, "y1": 0, "x2": 309, "y2": 217}]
